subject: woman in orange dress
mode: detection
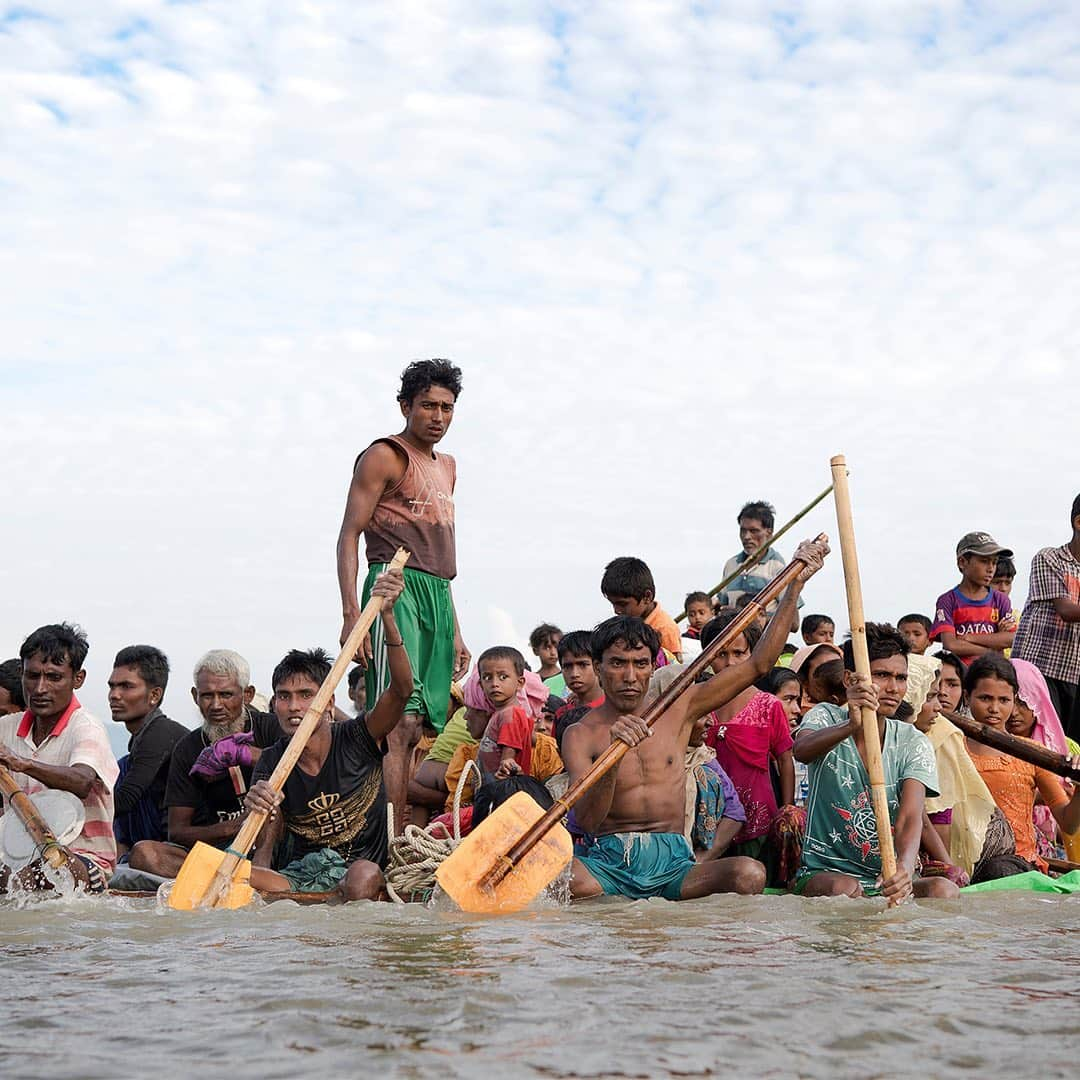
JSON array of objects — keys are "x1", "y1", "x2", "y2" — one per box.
[{"x1": 963, "y1": 655, "x2": 1080, "y2": 873}]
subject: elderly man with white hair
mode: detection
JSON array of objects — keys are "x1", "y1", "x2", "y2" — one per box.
[{"x1": 127, "y1": 649, "x2": 279, "y2": 880}]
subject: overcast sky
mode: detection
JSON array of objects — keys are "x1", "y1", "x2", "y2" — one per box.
[{"x1": 3, "y1": 2, "x2": 1078, "y2": 756}]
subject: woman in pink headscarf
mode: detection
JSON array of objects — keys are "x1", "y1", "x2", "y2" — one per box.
[{"x1": 1008, "y1": 659, "x2": 1072, "y2": 858}]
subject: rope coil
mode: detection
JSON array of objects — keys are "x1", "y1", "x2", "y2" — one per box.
[{"x1": 385, "y1": 758, "x2": 481, "y2": 904}]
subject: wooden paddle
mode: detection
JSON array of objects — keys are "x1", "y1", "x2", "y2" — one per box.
[
  {"x1": 169, "y1": 547, "x2": 411, "y2": 911},
  {"x1": 0, "y1": 765, "x2": 73, "y2": 875},
  {"x1": 945, "y1": 712, "x2": 1080, "y2": 782},
  {"x1": 675, "y1": 483, "x2": 834, "y2": 622},
  {"x1": 436, "y1": 536, "x2": 827, "y2": 914},
  {"x1": 830, "y1": 454, "x2": 897, "y2": 884}
]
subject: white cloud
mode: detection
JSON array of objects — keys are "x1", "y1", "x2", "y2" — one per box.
[{"x1": 2, "y1": 2, "x2": 1079, "y2": 753}]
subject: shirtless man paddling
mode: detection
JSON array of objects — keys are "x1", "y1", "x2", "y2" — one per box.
[{"x1": 564, "y1": 537, "x2": 828, "y2": 902}]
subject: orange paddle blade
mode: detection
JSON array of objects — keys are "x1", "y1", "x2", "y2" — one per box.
[
  {"x1": 435, "y1": 792, "x2": 573, "y2": 914},
  {"x1": 168, "y1": 841, "x2": 255, "y2": 911}
]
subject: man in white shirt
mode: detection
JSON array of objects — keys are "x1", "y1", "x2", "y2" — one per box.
[{"x1": 0, "y1": 623, "x2": 118, "y2": 893}]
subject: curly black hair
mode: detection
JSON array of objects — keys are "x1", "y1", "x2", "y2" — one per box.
[{"x1": 397, "y1": 359, "x2": 463, "y2": 405}]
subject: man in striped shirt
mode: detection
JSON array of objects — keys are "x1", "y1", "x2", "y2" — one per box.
[
  {"x1": 0, "y1": 623, "x2": 119, "y2": 893},
  {"x1": 1013, "y1": 494, "x2": 1080, "y2": 741},
  {"x1": 716, "y1": 500, "x2": 802, "y2": 631}
]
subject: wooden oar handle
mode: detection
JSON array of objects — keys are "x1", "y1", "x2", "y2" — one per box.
[
  {"x1": 481, "y1": 536, "x2": 826, "y2": 890},
  {"x1": 230, "y1": 548, "x2": 411, "y2": 858},
  {"x1": 946, "y1": 712, "x2": 1080, "y2": 782},
  {"x1": 0, "y1": 765, "x2": 70, "y2": 870},
  {"x1": 197, "y1": 549, "x2": 411, "y2": 908},
  {"x1": 830, "y1": 454, "x2": 897, "y2": 883}
]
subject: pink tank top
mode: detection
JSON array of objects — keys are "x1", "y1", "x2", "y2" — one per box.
[{"x1": 361, "y1": 435, "x2": 457, "y2": 579}]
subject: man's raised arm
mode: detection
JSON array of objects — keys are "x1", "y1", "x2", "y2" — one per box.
[
  {"x1": 687, "y1": 537, "x2": 829, "y2": 724},
  {"x1": 336, "y1": 443, "x2": 400, "y2": 645}
]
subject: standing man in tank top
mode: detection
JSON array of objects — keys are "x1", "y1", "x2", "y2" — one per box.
[{"x1": 337, "y1": 359, "x2": 470, "y2": 833}]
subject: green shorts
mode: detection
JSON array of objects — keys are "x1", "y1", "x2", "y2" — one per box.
[
  {"x1": 278, "y1": 848, "x2": 348, "y2": 893},
  {"x1": 363, "y1": 563, "x2": 455, "y2": 732},
  {"x1": 576, "y1": 832, "x2": 696, "y2": 901}
]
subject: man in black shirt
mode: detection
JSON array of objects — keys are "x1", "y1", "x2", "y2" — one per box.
[
  {"x1": 128, "y1": 648, "x2": 279, "y2": 879},
  {"x1": 108, "y1": 645, "x2": 189, "y2": 858},
  {"x1": 246, "y1": 567, "x2": 411, "y2": 900}
]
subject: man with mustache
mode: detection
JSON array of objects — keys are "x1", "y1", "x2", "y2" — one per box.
[
  {"x1": 127, "y1": 648, "x2": 279, "y2": 879},
  {"x1": 564, "y1": 537, "x2": 828, "y2": 902},
  {"x1": 0, "y1": 623, "x2": 118, "y2": 893}
]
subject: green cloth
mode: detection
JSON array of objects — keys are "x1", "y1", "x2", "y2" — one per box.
[
  {"x1": 278, "y1": 848, "x2": 348, "y2": 893},
  {"x1": 769, "y1": 870, "x2": 1080, "y2": 897},
  {"x1": 961, "y1": 870, "x2": 1080, "y2": 894},
  {"x1": 543, "y1": 672, "x2": 567, "y2": 697},
  {"x1": 425, "y1": 707, "x2": 476, "y2": 764},
  {"x1": 798, "y1": 703, "x2": 939, "y2": 891},
  {"x1": 363, "y1": 563, "x2": 455, "y2": 732}
]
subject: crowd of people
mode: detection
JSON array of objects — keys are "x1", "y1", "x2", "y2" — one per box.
[{"x1": 2, "y1": 359, "x2": 1079, "y2": 909}]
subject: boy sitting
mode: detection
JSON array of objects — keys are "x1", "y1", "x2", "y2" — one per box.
[
  {"x1": 897, "y1": 613, "x2": 932, "y2": 656},
  {"x1": 801, "y1": 614, "x2": 835, "y2": 646},
  {"x1": 930, "y1": 532, "x2": 1016, "y2": 663},
  {"x1": 475, "y1": 647, "x2": 536, "y2": 779},
  {"x1": 601, "y1": 556, "x2": 683, "y2": 662},
  {"x1": 794, "y1": 623, "x2": 958, "y2": 903}
]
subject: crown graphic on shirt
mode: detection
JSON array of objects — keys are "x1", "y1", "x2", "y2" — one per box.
[{"x1": 307, "y1": 791, "x2": 341, "y2": 813}]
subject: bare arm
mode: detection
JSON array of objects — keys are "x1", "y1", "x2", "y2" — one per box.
[
  {"x1": 687, "y1": 579, "x2": 805, "y2": 723},
  {"x1": 1052, "y1": 596, "x2": 1080, "y2": 623},
  {"x1": 892, "y1": 778, "x2": 926, "y2": 874},
  {"x1": 562, "y1": 724, "x2": 619, "y2": 836},
  {"x1": 250, "y1": 806, "x2": 284, "y2": 870},
  {"x1": 1044, "y1": 759, "x2": 1080, "y2": 835},
  {"x1": 958, "y1": 630, "x2": 1015, "y2": 650},
  {"x1": 167, "y1": 804, "x2": 244, "y2": 848},
  {"x1": 796, "y1": 675, "x2": 877, "y2": 763},
  {"x1": 794, "y1": 711, "x2": 859, "y2": 763},
  {"x1": 777, "y1": 750, "x2": 795, "y2": 807},
  {"x1": 335, "y1": 443, "x2": 402, "y2": 621},
  {"x1": 407, "y1": 778, "x2": 448, "y2": 809},
  {"x1": 0, "y1": 749, "x2": 96, "y2": 800},
  {"x1": 449, "y1": 584, "x2": 471, "y2": 682},
  {"x1": 698, "y1": 817, "x2": 741, "y2": 861},
  {"x1": 936, "y1": 631, "x2": 989, "y2": 659}
]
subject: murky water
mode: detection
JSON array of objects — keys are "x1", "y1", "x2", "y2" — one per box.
[{"x1": 1, "y1": 891, "x2": 1077, "y2": 1078}]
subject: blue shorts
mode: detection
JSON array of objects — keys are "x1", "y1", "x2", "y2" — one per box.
[{"x1": 575, "y1": 832, "x2": 696, "y2": 901}]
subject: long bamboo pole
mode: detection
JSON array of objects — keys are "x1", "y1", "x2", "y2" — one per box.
[
  {"x1": 830, "y1": 455, "x2": 897, "y2": 883},
  {"x1": 477, "y1": 537, "x2": 826, "y2": 895},
  {"x1": 194, "y1": 547, "x2": 410, "y2": 909}
]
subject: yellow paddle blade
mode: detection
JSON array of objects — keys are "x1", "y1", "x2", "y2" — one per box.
[
  {"x1": 435, "y1": 791, "x2": 573, "y2": 914},
  {"x1": 168, "y1": 841, "x2": 255, "y2": 911}
]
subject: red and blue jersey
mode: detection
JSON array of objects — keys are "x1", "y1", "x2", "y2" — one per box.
[{"x1": 930, "y1": 587, "x2": 1012, "y2": 662}]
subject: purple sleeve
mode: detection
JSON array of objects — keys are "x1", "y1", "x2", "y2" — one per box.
[
  {"x1": 930, "y1": 590, "x2": 956, "y2": 640},
  {"x1": 705, "y1": 758, "x2": 746, "y2": 823},
  {"x1": 995, "y1": 590, "x2": 1013, "y2": 621}
]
